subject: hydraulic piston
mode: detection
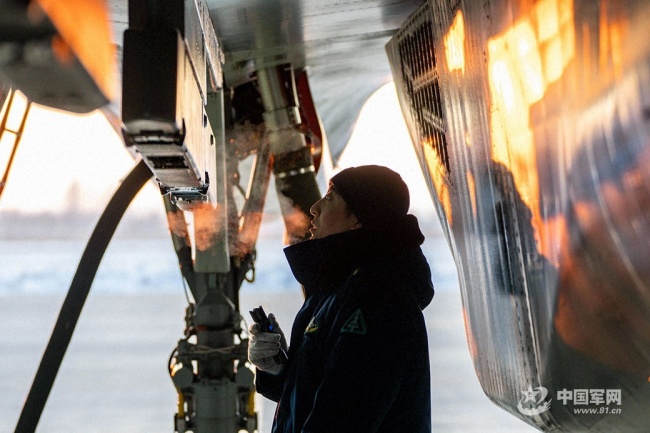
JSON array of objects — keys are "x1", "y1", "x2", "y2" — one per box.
[{"x1": 256, "y1": 65, "x2": 321, "y2": 244}]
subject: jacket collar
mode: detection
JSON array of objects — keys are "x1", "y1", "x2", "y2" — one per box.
[
  {"x1": 284, "y1": 222, "x2": 434, "y2": 310},
  {"x1": 284, "y1": 230, "x2": 364, "y2": 294}
]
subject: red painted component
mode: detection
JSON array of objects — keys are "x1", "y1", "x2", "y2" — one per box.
[{"x1": 296, "y1": 69, "x2": 323, "y2": 172}]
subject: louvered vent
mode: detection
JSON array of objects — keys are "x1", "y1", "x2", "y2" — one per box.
[{"x1": 392, "y1": 5, "x2": 450, "y2": 176}]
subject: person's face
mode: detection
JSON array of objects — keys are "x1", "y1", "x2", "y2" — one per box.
[{"x1": 309, "y1": 184, "x2": 361, "y2": 239}]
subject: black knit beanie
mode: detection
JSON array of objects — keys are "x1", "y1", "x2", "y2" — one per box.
[{"x1": 330, "y1": 165, "x2": 410, "y2": 228}]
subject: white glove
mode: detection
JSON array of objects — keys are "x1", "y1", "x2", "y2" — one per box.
[{"x1": 248, "y1": 314, "x2": 288, "y2": 375}]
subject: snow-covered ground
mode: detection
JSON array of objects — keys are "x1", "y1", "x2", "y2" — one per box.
[
  {"x1": 0, "y1": 292, "x2": 536, "y2": 432},
  {"x1": 0, "y1": 216, "x2": 536, "y2": 432}
]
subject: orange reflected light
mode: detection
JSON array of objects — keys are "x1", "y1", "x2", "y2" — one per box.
[
  {"x1": 608, "y1": 23, "x2": 624, "y2": 78},
  {"x1": 466, "y1": 169, "x2": 477, "y2": 219},
  {"x1": 462, "y1": 306, "x2": 479, "y2": 364},
  {"x1": 51, "y1": 34, "x2": 74, "y2": 66},
  {"x1": 542, "y1": 35, "x2": 564, "y2": 82},
  {"x1": 237, "y1": 210, "x2": 264, "y2": 257},
  {"x1": 193, "y1": 203, "x2": 226, "y2": 252},
  {"x1": 598, "y1": 1, "x2": 627, "y2": 78},
  {"x1": 487, "y1": 0, "x2": 575, "y2": 260},
  {"x1": 536, "y1": 0, "x2": 559, "y2": 41},
  {"x1": 166, "y1": 208, "x2": 191, "y2": 246},
  {"x1": 33, "y1": 0, "x2": 117, "y2": 101},
  {"x1": 422, "y1": 138, "x2": 452, "y2": 225},
  {"x1": 539, "y1": 0, "x2": 575, "y2": 82},
  {"x1": 444, "y1": 11, "x2": 466, "y2": 74},
  {"x1": 277, "y1": 204, "x2": 311, "y2": 246}
]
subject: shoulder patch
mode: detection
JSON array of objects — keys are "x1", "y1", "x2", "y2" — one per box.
[
  {"x1": 340, "y1": 309, "x2": 367, "y2": 335},
  {"x1": 305, "y1": 316, "x2": 319, "y2": 334}
]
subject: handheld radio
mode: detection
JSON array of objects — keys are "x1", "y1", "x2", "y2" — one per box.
[{"x1": 249, "y1": 305, "x2": 288, "y2": 365}]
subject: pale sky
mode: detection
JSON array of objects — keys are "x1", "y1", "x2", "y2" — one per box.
[
  {"x1": 0, "y1": 83, "x2": 435, "y2": 216},
  {"x1": 339, "y1": 83, "x2": 434, "y2": 215},
  {"x1": 0, "y1": 96, "x2": 160, "y2": 214}
]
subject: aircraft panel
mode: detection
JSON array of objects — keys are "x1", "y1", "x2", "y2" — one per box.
[{"x1": 388, "y1": 0, "x2": 650, "y2": 431}]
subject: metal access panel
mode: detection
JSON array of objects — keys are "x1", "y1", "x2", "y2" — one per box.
[
  {"x1": 121, "y1": 0, "x2": 221, "y2": 205},
  {"x1": 122, "y1": 28, "x2": 208, "y2": 195},
  {"x1": 388, "y1": 0, "x2": 650, "y2": 431},
  {"x1": 386, "y1": 4, "x2": 453, "y2": 241}
]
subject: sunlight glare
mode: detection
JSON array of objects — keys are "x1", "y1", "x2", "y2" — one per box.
[
  {"x1": 0, "y1": 104, "x2": 161, "y2": 214},
  {"x1": 337, "y1": 83, "x2": 435, "y2": 216}
]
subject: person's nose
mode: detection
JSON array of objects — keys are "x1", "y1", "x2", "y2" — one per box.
[{"x1": 310, "y1": 198, "x2": 322, "y2": 217}]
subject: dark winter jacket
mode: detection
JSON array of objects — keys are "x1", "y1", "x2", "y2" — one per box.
[{"x1": 255, "y1": 219, "x2": 434, "y2": 433}]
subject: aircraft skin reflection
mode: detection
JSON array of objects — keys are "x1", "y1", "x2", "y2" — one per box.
[{"x1": 388, "y1": 0, "x2": 650, "y2": 431}]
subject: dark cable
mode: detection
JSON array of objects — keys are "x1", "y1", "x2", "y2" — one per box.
[{"x1": 14, "y1": 160, "x2": 152, "y2": 433}]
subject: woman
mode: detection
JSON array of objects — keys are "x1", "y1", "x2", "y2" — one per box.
[{"x1": 249, "y1": 165, "x2": 434, "y2": 432}]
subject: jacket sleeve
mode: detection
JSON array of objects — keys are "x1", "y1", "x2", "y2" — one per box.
[
  {"x1": 301, "y1": 296, "x2": 412, "y2": 433},
  {"x1": 256, "y1": 290, "x2": 319, "y2": 403},
  {"x1": 254, "y1": 368, "x2": 287, "y2": 403}
]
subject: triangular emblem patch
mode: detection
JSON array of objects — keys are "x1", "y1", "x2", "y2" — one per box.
[
  {"x1": 340, "y1": 309, "x2": 366, "y2": 335},
  {"x1": 305, "y1": 316, "x2": 319, "y2": 334}
]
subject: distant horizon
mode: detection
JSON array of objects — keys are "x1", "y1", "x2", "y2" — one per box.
[
  {"x1": 0, "y1": 207, "x2": 168, "y2": 240},
  {"x1": 1, "y1": 83, "x2": 437, "y2": 216}
]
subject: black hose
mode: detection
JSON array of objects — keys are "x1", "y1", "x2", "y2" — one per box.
[{"x1": 14, "y1": 160, "x2": 152, "y2": 433}]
